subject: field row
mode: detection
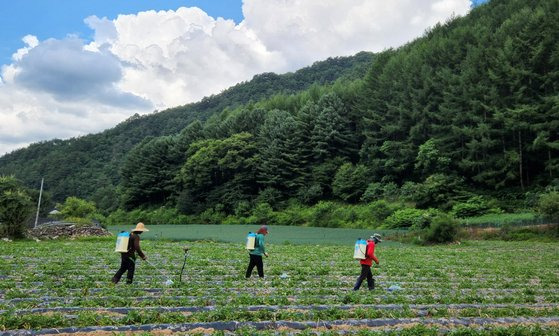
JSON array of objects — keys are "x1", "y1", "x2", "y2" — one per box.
[
  {"x1": 1, "y1": 238, "x2": 557, "y2": 335},
  {"x1": 3, "y1": 316, "x2": 559, "y2": 335}
]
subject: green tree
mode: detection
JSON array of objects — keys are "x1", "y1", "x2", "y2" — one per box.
[
  {"x1": 257, "y1": 110, "x2": 304, "y2": 197},
  {"x1": 332, "y1": 163, "x2": 368, "y2": 203},
  {"x1": 120, "y1": 136, "x2": 178, "y2": 209},
  {"x1": 178, "y1": 133, "x2": 258, "y2": 214},
  {"x1": 415, "y1": 139, "x2": 450, "y2": 178},
  {"x1": 57, "y1": 196, "x2": 98, "y2": 220},
  {"x1": 311, "y1": 93, "x2": 358, "y2": 162},
  {"x1": 537, "y1": 191, "x2": 559, "y2": 223},
  {"x1": 0, "y1": 176, "x2": 33, "y2": 238}
]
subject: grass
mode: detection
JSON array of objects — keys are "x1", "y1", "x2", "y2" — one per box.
[
  {"x1": 460, "y1": 212, "x2": 541, "y2": 227},
  {"x1": 108, "y1": 224, "x2": 403, "y2": 245}
]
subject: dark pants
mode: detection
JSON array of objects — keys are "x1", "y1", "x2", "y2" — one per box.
[
  {"x1": 112, "y1": 254, "x2": 135, "y2": 284},
  {"x1": 246, "y1": 254, "x2": 264, "y2": 278},
  {"x1": 354, "y1": 264, "x2": 375, "y2": 290}
]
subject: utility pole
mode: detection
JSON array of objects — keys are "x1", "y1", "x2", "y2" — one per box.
[{"x1": 34, "y1": 178, "x2": 44, "y2": 228}]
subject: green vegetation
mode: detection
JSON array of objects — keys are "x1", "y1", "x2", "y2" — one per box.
[
  {"x1": 460, "y1": 212, "x2": 539, "y2": 227},
  {"x1": 54, "y1": 196, "x2": 105, "y2": 225},
  {"x1": 537, "y1": 191, "x2": 559, "y2": 223},
  {"x1": 0, "y1": 238, "x2": 558, "y2": 334},
  {"x1": 0, "y1": 53, "x2": 373, "y2": 205},
  {"x1": 1, "y1": 0, "x2": 558, "y2": 242},
  {"x1": 108, "y1": 224, "x2": 401, "y2": 245},
  {"x1": 0, "y1": 176, "x2": 33, "y2": 238}
]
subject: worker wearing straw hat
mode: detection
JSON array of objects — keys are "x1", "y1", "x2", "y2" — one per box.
[{"x1": 112, "y1": 222, "x2": 149, "y2": 284}]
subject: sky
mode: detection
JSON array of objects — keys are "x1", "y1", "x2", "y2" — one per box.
[{"x1": 0, "y1": 0, "x2": 488, "y2": 156}]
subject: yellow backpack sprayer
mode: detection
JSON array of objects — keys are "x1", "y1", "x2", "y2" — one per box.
[{"x1": 115, "y1": 231, "x2": 130, "y2": 252}]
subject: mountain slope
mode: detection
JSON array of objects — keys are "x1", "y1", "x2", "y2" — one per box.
[{"x1": 0, "y1": 52, "x2": 374, "y2": 202}]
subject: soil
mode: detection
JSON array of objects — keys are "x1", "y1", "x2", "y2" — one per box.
[{"x1": 27, "y1": 223, "x2": 111, "y2": 240}]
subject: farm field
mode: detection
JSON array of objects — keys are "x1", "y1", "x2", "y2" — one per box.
[
  {"x1": 1, "y1": 237, "x2": 559, "y2": 335},
  {"x1": 108, "y1": 224, "x2": 403, "y2": 245}
]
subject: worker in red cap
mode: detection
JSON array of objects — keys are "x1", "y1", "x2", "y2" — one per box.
[
  {"x1": 245, "y1": 225, "x2": 269, "y2": 278},
  {"x1": 354, "y1": 233, "x2": 381, "y2": 290}
]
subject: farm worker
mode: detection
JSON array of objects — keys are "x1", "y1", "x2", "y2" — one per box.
[
  {"x1": 353, "y1": 233, "x2": 381, "y2": 291},
  {"x1": 112, "y1": 222, "x2": 148, "y2": 284},
  {"x1": 245, "y1": 225, "x2": 269, "y2": 278}
]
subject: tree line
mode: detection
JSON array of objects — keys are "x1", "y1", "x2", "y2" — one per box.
[
  {"x1": 0, "y1": 53, "x2": 373, "y2": 209},
  {"x1": 0, "y1": 0, "x2": 557, "y2": 225},
  {"x1": 118, "y1": 0, "x2": 559, "y2": 217}
]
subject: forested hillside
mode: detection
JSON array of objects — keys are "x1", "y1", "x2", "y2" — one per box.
[
  {"x1": 0, "y1": 52, "x2": 373, "y2": 209},
  {"x1": 2, "y1": 0, "x2": 558, "y2": 223},
  {"x1": 114, "y1": 0, "x2": 558, "y2": 217}
]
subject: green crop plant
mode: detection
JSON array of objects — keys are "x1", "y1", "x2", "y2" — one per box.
[{"x1": 0, "y1": 238, "x2": 558, "y2": 334}]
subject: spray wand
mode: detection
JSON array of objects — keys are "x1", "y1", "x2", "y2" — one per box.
[
  {"x1": 143, "y1": 259, "x2": 174, "y2": 286},
  {"x1": 179, "y1": 246, "x2": 190, "y2": 283}
]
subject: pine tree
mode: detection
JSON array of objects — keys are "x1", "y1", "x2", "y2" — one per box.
[{"x1": 257, "y1": 110, "x2": 305, "y2": 197}]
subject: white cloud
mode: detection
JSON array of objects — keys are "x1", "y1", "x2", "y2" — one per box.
[
  {"x1": 105, "y1": 7, "x2": 285, "y2": 109},
  {"x1": 12, "y1": 35, "x2": 39, "y2": 61},
  {"x1": 0, "y1": 85, "x2": 137, "y2": 154},
  {"x1": 0, "y1": 0, "x2": 473, "y2": 155},
  {"x1": 242, "y1": 0, "x2": 471, "y2": 69}
]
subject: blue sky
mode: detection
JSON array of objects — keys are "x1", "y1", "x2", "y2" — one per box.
[
  {"x1": 0, "y1": 0, "x2": 488, "y2": 155},
  {"x1": 0, "y1": 1, "x2": 243, "y2": 66}
]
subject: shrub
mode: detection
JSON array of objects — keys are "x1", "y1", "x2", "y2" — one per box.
[
  {"x1": 256, "y1": 188, "x2": 283, "y2": 209},
  {"x1": 57, "y1": 197, "x2": 97, "y2": 219},
  {"x1": 365, "y1": 200, "x2": 402, "y2": 222},
  {"x1": 332, "y1": 163, "x2": 368, "y2": 203},
  {"x1": 145, "y1": 206, "x2": 185, "y2": 224},
  {"x1": 234, "y1": 200, "x2": 252, "y2": 218},
  {"x1": 275, "y1": 210, "x2": 304, "y2": 226},
  {"x1": 198, "y1": 206, "x2": 226, "y2": 224},
  {"x1": 105, "y1": 209, "x2": 128, "y2": 226},
  {"x1": 297, "y1": 183, "x2": 323, "y2": 205},
  {"x1": 360, "y1": 182, "x2": 383, "y2": 202},
  {"x1": 309, "y1": 201, "x2": 339, "y2": 228},
  {"x1": 537, "y1": 191, "x2": 559, "y2": 223},
  {"x1": 451, "y1": 196, "x2": 500, "y2": 218},
  {"x1": 361, "y1": 182, "x2": 400, "y2": 202},
  {"x1": 423, "y1": 214, "x2": 459, "y2": 244},
  {"x1": 384, "y1": 208, "x2": 429, "y2": 229},
  {"x1": 382, "y1": 182, "x2": 400, "y2": 200},
  {"x1": 415, "y1": 174, "x2": 465, "y2": 209},
  {"x1": 0, "y1": 176, "x2": 33, "y2": 238},
  {"x1": 251, "y1": 202, "x2": 276, "y2": 225},
  {"x1": 399, "y1": 181, "x2": 420, "y2": 203}
]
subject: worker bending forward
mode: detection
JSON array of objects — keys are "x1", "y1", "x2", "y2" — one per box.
[
  {"x1": 112, "y1": 222, "x2": 148, "y2": 284},
  {"x1": 246, "y1": 225, "x2": 269, "y2": 278},
  {"x1": 354, "y1": 234, "x2": 381, "y2": 290}
]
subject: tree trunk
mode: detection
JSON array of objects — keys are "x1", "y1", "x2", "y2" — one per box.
[
  {"x1": 519, "y1": 130, "x2": 524, "y2": 190},
  {"x1": 549, "y1": 150, "x2": 553, "y2": 178}
]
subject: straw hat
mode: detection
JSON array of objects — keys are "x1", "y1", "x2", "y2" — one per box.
[{"x1": 133, "y1": 222, "x2": 149, "y2": 232}]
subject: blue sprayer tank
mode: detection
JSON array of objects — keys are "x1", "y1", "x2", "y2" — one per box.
[
  {"x1": 115, "y1": 231, "x2": 130, "y2": 253},
  {"x1": 246, "y1": 232, "x2": 256, "y2": 250},
  {"x1": 353, "y1": 238, "x2": 367, "y2": 259}
]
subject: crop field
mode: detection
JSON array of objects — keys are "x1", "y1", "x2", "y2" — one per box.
[
  {"x1": 1, "y1": 237, "x2": 559, "y2": 335},
  {"x1": 108, "y1": 225, "x2": 402, "y2": 245}
]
